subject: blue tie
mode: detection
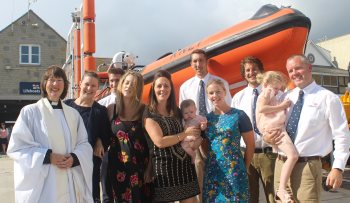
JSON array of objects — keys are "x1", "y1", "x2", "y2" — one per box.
[
  {"x1": 252, "y1": 88, "x2": 261, "y2": 135},
  {"x1": 199, "y1": 80, "x2": 207, "y2": 116},
  {"x1": 286, "y1": 90, "x2": 304, "y2": 142}
]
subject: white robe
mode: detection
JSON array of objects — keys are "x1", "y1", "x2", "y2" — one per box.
[{"x1": 7, "y1": 98, "x2": 93, "y2": 203}]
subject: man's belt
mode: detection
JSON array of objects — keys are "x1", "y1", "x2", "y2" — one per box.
[
  {"x1": 254, "y1": 147, "x2": 273, "y2": 153},
  {"x1": 241, "y1": 147, "x2": 273, "y2": 153},
  {"x1": 278, "y1": 154, "x2": 321, "y2": 163}
]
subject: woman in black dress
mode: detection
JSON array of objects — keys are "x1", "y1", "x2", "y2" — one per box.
[
  {"x1": 107, "y1": 71, "x2": 152, "y2": 202},
  {"x1": 143, "y1": 70, "x2": 201, "y2": 203}
]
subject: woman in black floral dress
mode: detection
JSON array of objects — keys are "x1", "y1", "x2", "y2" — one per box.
[
  {"x1": 143, "y1": 70, "x2": 201, "y2": 203},
  {"x1": 108, "y1": 71, "x2": 152, "y2": 203}
]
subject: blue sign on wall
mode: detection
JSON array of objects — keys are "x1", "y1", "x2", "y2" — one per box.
[{"x1": 19, "y1": 82, "x2": 41, "y2": 95}]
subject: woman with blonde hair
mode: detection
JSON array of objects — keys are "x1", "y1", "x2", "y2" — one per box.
[
  {"x1": 107, "y1": 71, "x2": 152, "y2": 202},
  {"x1": 202, "y1": 78, "x2": 254, "y2": 202}
]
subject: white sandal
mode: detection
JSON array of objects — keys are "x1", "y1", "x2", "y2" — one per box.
[{"x1": 275, "y1": 189, "x2": 294, "y2": 203}]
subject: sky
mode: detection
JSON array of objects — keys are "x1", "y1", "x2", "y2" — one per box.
[{"x1": 1, "y1": 0, "x2": 350, "y2": 65}]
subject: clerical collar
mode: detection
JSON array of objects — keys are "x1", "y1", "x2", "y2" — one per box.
[{"x1": 49, "y1": 100, "x2": 62, "y2": 109}]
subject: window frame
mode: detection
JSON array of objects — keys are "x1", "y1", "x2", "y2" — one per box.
[
  {"x1": 19, "y1": 44, "x2": 41, "y2": 65},
  {"x1": 322, "y1": 75, "x2": 338, "y2": 87}
]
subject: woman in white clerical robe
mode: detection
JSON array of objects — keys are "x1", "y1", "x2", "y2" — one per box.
[{"x1": 7, "y1": 65, "x2": 93, "y2": 203}]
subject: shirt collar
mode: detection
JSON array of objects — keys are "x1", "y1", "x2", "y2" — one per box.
[
  {"x1": 48, "y1": 99, "x2": 62, "y2": 109},
  {"x1": 247, "y1": 84, "x2": 262, "y2": 94},
  {"x1": 302, "y1": 81, "x2": 317, "y2": 94},
  {"x1": 195, "y1": 73, "x2": 211, "y2": 84},
  {"x1": 294, "y1": 80, "x2": 316, "y2": 95}
]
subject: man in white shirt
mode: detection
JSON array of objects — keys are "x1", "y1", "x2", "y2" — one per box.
[
  {"x1": 98, "y1": 66, "x2": 124, "y2": 107},
  {"x1": 179, "y1": 49, "x2": 231, "y2": 202},
  {"x1": 98, "y1": 66, "x2": 124, "y2": 203},
  {"x1": 265, "y1": 54, "x2": 350, "y2": 202},
  {"x1": 231, "y1": 56, "x2": 276, "y2": 203}
]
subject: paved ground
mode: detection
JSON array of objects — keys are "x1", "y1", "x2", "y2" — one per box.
[
  {"x1": 0, "y1": 155, "x2": 14, "y2": 203},
  {"x1": 1, "y1": 154, "x2": 350, "y2": 202}
]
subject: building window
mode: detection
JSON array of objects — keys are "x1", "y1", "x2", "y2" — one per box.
[
  {"x1": 339, "y1": 76, "x2": 345, "y2": 86},
  {"x1": 338, "y1": 76, "x2": 349, "y2": 86},
  {"x1": 323, "y1": 75, "x2": 338, "y2": 87},
  {"x1": 19, "y1": 44, "x2": 40, "y2": 65}
]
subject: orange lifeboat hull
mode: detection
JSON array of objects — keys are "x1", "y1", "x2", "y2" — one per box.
[{"x1": 140, "y1": 5, "x2": 311, "y2": 103}]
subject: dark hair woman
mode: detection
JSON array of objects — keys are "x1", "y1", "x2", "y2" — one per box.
[{"x1": 143, "y1": 70, "x2": 201, "y2": 203}]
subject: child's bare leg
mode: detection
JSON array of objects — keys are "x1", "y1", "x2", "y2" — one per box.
[
  {"x1": 182, "y1": 141, "x2": 197, "y2": 163},
  {"x1": 277, "y1": 132, "x2": 298, "y2": 201},
  {"x1": 190, "y1": 138, "x2": 203, "y2": 151},
  {"x1": 188, "y1": 149, "x2": 196, "y2": 164}
]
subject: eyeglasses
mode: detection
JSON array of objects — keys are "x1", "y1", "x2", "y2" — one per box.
[{"x1": 47, "y1": 78, "x2": 64, "y2": 83}]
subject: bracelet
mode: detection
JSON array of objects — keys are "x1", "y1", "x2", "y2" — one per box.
[{"x1": 177, "y1": 135, "x2": 181, "y2": 142}]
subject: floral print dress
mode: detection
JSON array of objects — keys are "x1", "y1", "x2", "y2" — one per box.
[
  {"x1": 108, "y1": 111, "x2": 152, "y2": 203},
  {"x1": 203, "y1": 108, "x2": 252, "y2": 202}
]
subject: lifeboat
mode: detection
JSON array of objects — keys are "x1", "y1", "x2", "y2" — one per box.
[{"x1": 140, "y1": 4, "x2": 311, "y2": 103}]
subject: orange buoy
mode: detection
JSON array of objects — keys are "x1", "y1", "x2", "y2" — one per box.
[
  {"x1": 74, "y1": 59, "x2": 81, "y2": 82},
  {"x1": 83, "y1": 22, "x2": 95, "y2": 54},
  {"x1": 73, "y1": 57, "x2": 81, "y2": 97},
  {"x1": 73, "y1": 29, "x2": 81, "y2": 96},
  {"x1": 83, "y1": 0, "x2": 95, "y2": 20},
  {"x1": 73, "y1": 29, "x2": 81, "y2": 57},
  {"x1": 84, "y1": 55, "x2": 96, "y2": 71}
]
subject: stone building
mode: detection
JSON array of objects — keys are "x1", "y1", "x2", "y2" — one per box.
[
  {"x1": 305, "y1": 40, "x2": 349, "y2": 95},
  {"x1": 0, "y1": 10, "x2": 66, "y2": 122}
]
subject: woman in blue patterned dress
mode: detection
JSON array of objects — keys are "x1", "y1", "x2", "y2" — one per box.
[{"x1": 202, "y1": 79, "x2": 255, "y2": 202}]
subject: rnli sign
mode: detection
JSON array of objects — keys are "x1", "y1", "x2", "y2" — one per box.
[{"x1": 19, "y1": 82, "x2": 41, "y2": 95}]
